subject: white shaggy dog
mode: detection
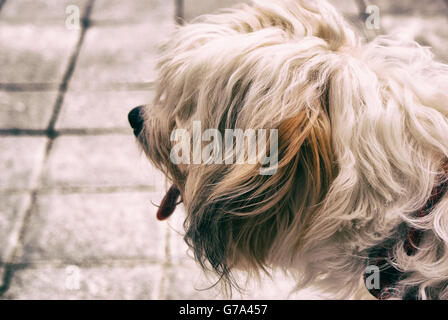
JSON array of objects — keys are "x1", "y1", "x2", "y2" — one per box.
[{"x1": 129, "y1": 0, "x2": 448, "y2": 299}]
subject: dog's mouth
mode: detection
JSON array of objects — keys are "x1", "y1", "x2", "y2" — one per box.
[{"x1": 156, "y1": 184, "x2": 181, "y2": 221}]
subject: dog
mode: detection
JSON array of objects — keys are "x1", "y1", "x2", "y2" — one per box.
[{"x1": 128, "y1": 0, "x2": 448, "y2": 299}]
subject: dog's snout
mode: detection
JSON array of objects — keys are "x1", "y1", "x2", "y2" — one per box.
[{"x1": 128, "y1": 106, "x2": 144, "y2": 136}]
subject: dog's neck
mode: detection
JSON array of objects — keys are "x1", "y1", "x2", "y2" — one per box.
[{"x1": 365, "y1": 163, "x2": 448, "y2": 299}]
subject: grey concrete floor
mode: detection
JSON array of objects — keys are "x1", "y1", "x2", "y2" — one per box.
[{"x1": 0, "y1": 0, "x2": 447, "y2": 299}]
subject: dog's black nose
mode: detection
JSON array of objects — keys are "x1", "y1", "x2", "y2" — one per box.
[{"x1": 128, "y1": 106, "x2": 144, "y2": 136}]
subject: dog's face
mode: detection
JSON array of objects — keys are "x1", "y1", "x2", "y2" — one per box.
[
  {"x1": 129, "y1": 0, "x2": 448, "y2": 296},
  {"x1": 128, "y1": 0, "x2": 354, "y2": 284}
]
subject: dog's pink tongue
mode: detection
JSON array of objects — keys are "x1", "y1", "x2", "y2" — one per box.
[{"x1": 156, "y1": 185, "x2": 181, "y2": 221}]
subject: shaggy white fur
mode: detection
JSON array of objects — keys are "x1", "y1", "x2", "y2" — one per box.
[{"x1": 135, "y1": 0, "x2": 448, "y2": 299}]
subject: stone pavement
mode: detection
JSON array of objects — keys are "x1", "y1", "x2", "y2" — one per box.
[{"x1": 0, "y1": 0, "x2": 447, "y2": 300}]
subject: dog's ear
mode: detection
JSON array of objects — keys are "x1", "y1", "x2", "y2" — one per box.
[{"x1": 183, "y1": 104, "x2": 335, "y2": 286}]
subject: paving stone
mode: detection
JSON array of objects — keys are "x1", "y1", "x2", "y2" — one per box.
[
  {"x1": 381, "y1": 15, "x2": 448, "y2": 62},
  {"x1": 0, "y1": 24, "x2": 79, "y2": 83},
  {"x1": 0, "y1": 193, "x2": 32, "y2": 288},
  {"x1": 166, "y1": 205, "x2": 193, "y2": 265},
  {"x1": 19, "y1": 192, "x2": 166, "y2": 263},
  {"x1": 327, "y1": 0, "x2": 359, "y2": 15},
  {"x1": 163, "y1": 257, "x2": 323, "y2": 299},
  {"x1": 184, "y1": 0, "x2": 250, "y2": 21},
  {"x1": 163, "y1": 259, "x2": 223, "y2": 299},
  {"x1": 0, "y1": 194, "x2": 31, "y2": 263},
  {"x1": 0, "y1": 91, "x2": 57, "y2": 130},
  {"x1": 184, "y1": 0, "x2": 359, "y2": 21},
  {"x1": 3, "y1": 264, "x2": 162, "y2": 299},
  {"x1": 367, "y1": 0, "x2": 448, "y2": 16},
  {"x1": 0, "y1": 137, "x2": 48, "y2": 191},
  {"x1": 42, "y1": 135, "x2": 165, "y2": 188},
  {"x1": 70, "y1": 23, "x2": 174, "y2": 86},
  {"x1": 92, "y1": 0, "x2": 174, "y2": 24},
  {"x1": 182, "y1": 0, "x2": 363, "y2": 42},
  {"x1": 56, "y1": 90, "x2": 154, "y2": 130},
  {"x1": 0, "y1": 0, "x2": 88, "y2": 25},
  {"x1": 240, "y1": 271, "x2": 323, "y2": 300}
]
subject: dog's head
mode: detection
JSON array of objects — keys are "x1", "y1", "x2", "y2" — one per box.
[{"x1": 129, "y1": 0, "x2": 448, "y2": 294}]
